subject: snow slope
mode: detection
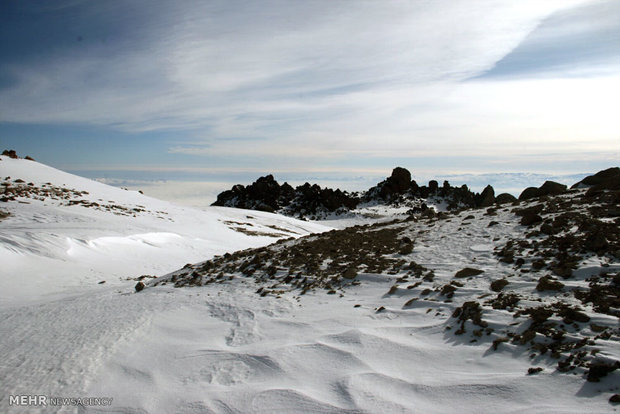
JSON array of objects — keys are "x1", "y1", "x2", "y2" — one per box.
[
  {"x1": 1, "y1": 157, "x2": 618, "y2": 413},
  {"x1": 0, "y1": 155, "x2": 329, "y2": 307}
]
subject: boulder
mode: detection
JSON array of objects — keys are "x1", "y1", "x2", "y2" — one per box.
[
  {"x1": 519, "y1": 181, "x2": 567, "y2": 201},
  {"x1": 521, "y1": 213, "x2": 542, "y2": 226},
  {"x1": 390, "y1": 167, "x2": 412, "y2": 193},
  {"x1": 135, "y1": 281, "x2": 145, "y2": 292},
  {"x1": 572, "y1": 167, "x2": 620, "y2": 189},
  {"x1": 519, "y1": 187, "x2": 540, "y2": 201},
  {"x1": 454, "y1": 267, "x2": 484, "y2": 278},
  {"x1": 495, "y1": 193, "x2": 517, "y2": 205},
  {"x1": 475, "y1": 185, "x2": 495, "y2": 207},
  {"x1": 538, "y1": 181, "x2": 567, "y2": 196}
]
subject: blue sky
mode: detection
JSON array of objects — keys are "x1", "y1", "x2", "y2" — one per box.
[{"x1": 1, "y1": 0, "x2": 619, "y2": 205}]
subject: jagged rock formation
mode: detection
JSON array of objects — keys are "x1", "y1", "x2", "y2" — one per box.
[
  {"x1": 212, "y1": 174, "x2": 359, "y2": 216},
  {"x1": 213, "y1": 167, "x2": 501, "y2": 217}
]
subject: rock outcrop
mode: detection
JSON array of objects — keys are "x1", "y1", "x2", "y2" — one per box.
[
  {"x1": 212, "y1": 175, "x2": 359, "y2": 216},
  {"x1": 519, "y1": 181, "x2": 567, "y2": 201},
  {"x1": 572, "y1": 167, "x2": 620, "y2": 194}
]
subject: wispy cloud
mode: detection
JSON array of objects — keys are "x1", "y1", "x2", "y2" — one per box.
[{"x1": 1, "y1": 0, "x2": 617, "y2": 177}]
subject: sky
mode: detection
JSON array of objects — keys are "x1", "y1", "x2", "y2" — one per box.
[{"x1": 1, "y1": 0, "x2": 619, "y2": 206}]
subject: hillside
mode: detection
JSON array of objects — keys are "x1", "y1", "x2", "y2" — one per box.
[
  {"x1": 1, "y1": 155, "x2": 618, "y2": 413},
  {"x1": 134, "y1": 167, "x2": 619, "y2": 412},
  {"x1": 0, "y1": 153, "x2": 328, "y2": 306}
]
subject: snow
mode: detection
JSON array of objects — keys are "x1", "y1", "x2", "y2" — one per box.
[
  {"x1": 0, "y1": 156, "x2": 328, "y2": 308},
  {"x1": 0, "y1": 156, "x2": 617, "y2": 413}
]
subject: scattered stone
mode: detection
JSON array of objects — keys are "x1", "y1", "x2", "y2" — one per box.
[
  {"x1": 527, "y1": 367, "x2": 544, "y2": 375},
  {"x1": 135, "y1": 281, "x2": 145, "y2": 292},
  {"x1": 490, "y1": 279, "x2": 509, "y2": 292},
  {"x1": 454, "y1": 267, "x2": 484, "y2": 278},
  {"x1": 610, "y1": 394, "x2": 620, "y2": 404},
  {"x1": 521, "y1": 213, "x2": 542, "y2": 226},
  {"x1": 587, "y1": 361, "x2": 620, "y2": 382},
  {"x1": 342, "y1": 268, "x2": 357, "y2": 280},
  {"x1": 536, "y1": 276, "x2": 564, "y2": 291}
]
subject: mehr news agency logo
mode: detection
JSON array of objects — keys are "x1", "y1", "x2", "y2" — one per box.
[{"x1": 9, "y1": 394, "x2": 113, "y2": 407}]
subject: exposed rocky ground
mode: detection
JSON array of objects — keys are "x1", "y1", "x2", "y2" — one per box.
[
  {"x1": 0, "y1": 175, "x2": 168, "y2": 218},
  {"x1": 212, "y1": 167, "x2": 519, "y2": 219},
  {"x1": 153, "y1": 167, "x2": 620, "y2": 401}
]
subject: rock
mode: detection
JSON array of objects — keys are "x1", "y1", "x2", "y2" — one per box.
[
  {"x1": 520, "y1": 213, "x2": 542, "y2": 226},
  {"x1": 454, "y1": 267, "x2": 484, "y2": 278},
  {"x1": 538, "y1": 181, "x2": 567, "y2": 196},
  {"x1": 490, "y1": 279, "x2": 509, "y2": 292},
  {"x1": 342, "y1": 268, "x2": 357, "y2": 280},
  {"x1": 135, "y1": 281, "x2": 145, "y2": 292},
  {"x1": 24, "y1": 156, "x2": 35, "y2": 161},
  {"x1": 519, "y1": 187, "x2": 540, "y2": 201},
  {"x1": 519, "y1": 181, "x2": 567, "y2": 201},
  {"x1": 610, "y1": 394, "x2": 620, "y2": 404},
  {"x1": 1, "y1": 149, "x2": 18, "y2": 159},
  {"x1": 587, "y1": 361, "x2": 620, "y2": 382},
  {"x1": 475, "y1": 185, "x2": 495, "y2": 207},
  {"x1": 428, "y1": 180, "x2": 439, "y2": 194},
  {"x1": 452, "y1": 301, "x2": 487, "y2": 331},
  {"x1": 583, "y1": 233, "x2": 608, "y2": 253},
  {"x1": 495, "y1": 193, "x2": 517, "y2": 205},
  {"x1": 369, "y1": 167, "x2": 413, "y2": 201},
  {"x1": 572, "y1": 167, "x2": 620, "y2": 190},
  {"x1": 527, "y1": 367, "x2": 544, "y2": 375},
  {"x1": 536, "y1": 276, "x2": 564, "y2": 291},
  {"x1": 389, "y1": 167, "x2": 412, "y2": 193}
]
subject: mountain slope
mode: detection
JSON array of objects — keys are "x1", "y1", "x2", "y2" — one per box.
[
  {"x1": 1, "y1": 158, "x2": 618, "y2": 413},
  {"x1": 0, "y1": 154, "x2": 329, "y2": 307},
  {"x1": 86, "y1": 172, "x2": 617, "y2": 412}
]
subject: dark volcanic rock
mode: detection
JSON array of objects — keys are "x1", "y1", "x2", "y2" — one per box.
[
  {"x1": 135, "y1": 281, "x2": 145, "y2": 292},
  {"x1": 213, "y1": 175, "x2": 359, "y2": 216},
  {"x1": 539, "y1": 181, "x2": 567, "y2": 196},
  {"x1": 536, "y1": 276, "x2": 564, "y2": 291},
  {"x1": 518, "y1": 187, "x2": 539, "y2": 201},
  {"x1": 519, "y1": 181, "x2": 567, "y2": 200},
  {"x1": 476, "y1": 185, "x2": 495, "y2": 207},
  {"x1": 454, "y1": 268, "x2": 484, "y2": 278},
  {"x1": 521, "y1": 213, "x2": 542, "y2": 226},
  {"x1": 572, "y1": 167, "x2": 620, "y2": 190},
  {"x1": 1, "y1": 149, "x2": 18, "y2": 159},
  {"x1": 365, "y1": 167, "x2": 413, "y2": 201},
  {"x1": 490, "y1": 278, "x2": 509, "y2": 292},
  {"x1": 587, "y1": 361, "x2": 620, "y2": 382},
  {"x1": 495, "y1": 193, "x2": 517, "y2": 205}
]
